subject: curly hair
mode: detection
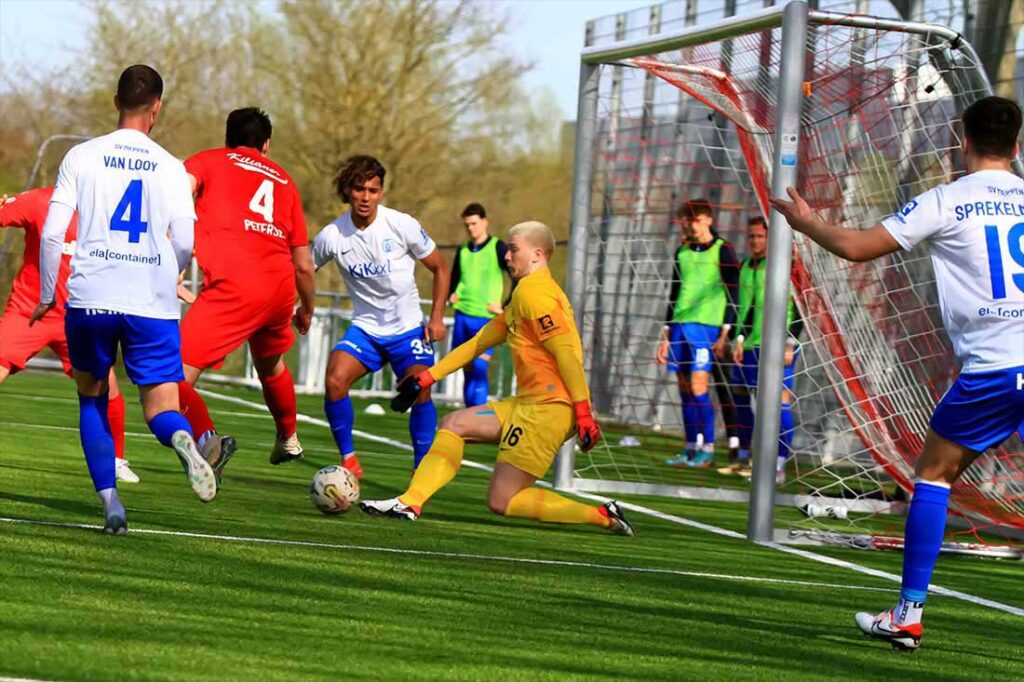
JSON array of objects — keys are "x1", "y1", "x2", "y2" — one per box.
[{"x1": 334, "y1": 155, "x2": 386, "y2": 203}]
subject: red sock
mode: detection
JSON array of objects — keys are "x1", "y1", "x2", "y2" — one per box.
[
  {"x1": 108, "y1": 392, "x2": 126, "y2": 460},
  {"x1": 178, "y1": 381, "x2": 215, "y2": 437},
  {"x1": 260, "y1": 365, "x2": 297, "y2": 438}
]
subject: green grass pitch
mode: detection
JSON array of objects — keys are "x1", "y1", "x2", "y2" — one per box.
[{"x1": 1, "y1": 371, "x2": 1021, "y2": 681}]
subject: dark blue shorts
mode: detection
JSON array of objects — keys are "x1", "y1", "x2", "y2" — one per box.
[
  {"x1": 333, "y1": 325, "x2": 435, "y2": 377},
  {"x1": 930, "y1": 366, "x2": 1024, "y2": 452},
  {"x1": 452, "y1": 312, "x2": 493, "y2": 357},
  {"x1": 666, "y1": 322, "x2": 718, "y2": 374},
  {"x1": 732, "y1": 347, "x2": 797, "y2": 391},
  {"x1": 65, "y1": 307, "x2": 184, "y2": 385}
]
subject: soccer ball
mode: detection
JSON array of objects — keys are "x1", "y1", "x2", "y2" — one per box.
[{"x1": 310, "y1": 465, "x2": 360, "y2": 515}]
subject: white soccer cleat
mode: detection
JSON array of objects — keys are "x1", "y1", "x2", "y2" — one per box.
[
  {"x1": 269, "y1": 433, "x2": 304, "y2": 465},
  {"x1": 359, "y1": 497, "x2": 419, "y2": 521},
  {"x1": 172, "y1": 430, "x2": 218, "y2": 502},
  {"x1": 602, "y1": 500, "x2": 635, "y2": 536},
  {"x1": 854, "y1": 609, "x2": 922, "y2": 651},
  {"x1": 115, "y1": 458, "x2": 140, "y2": 484},
  {"x1": 103, "y1": 512, "x2": 128, "y2": 535}
]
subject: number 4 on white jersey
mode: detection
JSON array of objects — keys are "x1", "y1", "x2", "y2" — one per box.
[{"x1": 249, "y1": 179, "x2": 274, "y2": 223}]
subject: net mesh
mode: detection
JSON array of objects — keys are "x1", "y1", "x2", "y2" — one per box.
[{"x1": 576, "y1": 10, "x2": 1024, "y2": 545}]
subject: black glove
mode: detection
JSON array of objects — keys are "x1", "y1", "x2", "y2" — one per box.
[{"x1": 390, "y1": 370, "x2": 434, "y2": 413}]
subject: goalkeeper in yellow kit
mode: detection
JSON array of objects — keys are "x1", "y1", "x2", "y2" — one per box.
[{"x1": 360, "y1": 221, "x2": 634, "y2": 535}]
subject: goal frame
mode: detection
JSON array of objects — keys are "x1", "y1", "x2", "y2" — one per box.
[{"x1": 558, "y1": 0, "x2": 1019, "y2": 543}]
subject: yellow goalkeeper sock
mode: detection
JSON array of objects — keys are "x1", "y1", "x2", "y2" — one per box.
[
  {"x1": 504, "y1": 487, "x2": 610, "y2": 527},
  {"x1": 399, "y1": 429, "x2": 464, "y2": 509}
]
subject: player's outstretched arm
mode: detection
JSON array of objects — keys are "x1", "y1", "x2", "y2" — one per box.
[
  {"x1": 391, "y1": 317, "x2": 508, "y2": 413},
  {"x1": 770, "y1": 187, "x2": 900, "y2": 262},
  {"x1": 33, "y1": 201, "x2": 75, "y2": 324},
  {"x1": 542, "y1": 333, "x2": 602, "y2": 451},
  {"x1": 291, "y1": 245, "x2": 316, "y2": 335},
  {"x1": 419, "y1": 248, "x2": 450, "y2": 343}
]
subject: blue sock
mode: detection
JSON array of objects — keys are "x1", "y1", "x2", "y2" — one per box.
[
  {"x1": 900, "y1": 481, "x2": 951, "y2": 603},
  {"x1": 693, "y1": 391, "x2": 715, "y2": 448},
  {"x1": 148, "y1": 410, "x2": 192, "y2": 447},
  {"x1": 464, "y1": 358, "x2": 490, "y2": 407},
  {"x1": 324, "y1": 396, "x2": 355, "y2": 457},
  {"x1": 79, "y1": 393, "x2": 116, "y2": 492},
  {"x1": 778, "y1": 402, "x2": 794, "y2": 461},
  {"x1": 734, "y1": 391, "x2": 753, "y2": 450},
  {"x1": 409, "y1": 401, "x2": 438, "y2": 468},
  {"x1": 681, "y1": 390, "x2": 698, "y2": 447}
]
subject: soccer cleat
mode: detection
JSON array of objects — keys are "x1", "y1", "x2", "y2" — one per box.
[
  {"x1": 102, "y1": 513, "x2": 128, "y2": 536},
  {"x1": 854, "y1": 609, "x2": 922, "y2": 651},
  {"x1": 686, "y1": 451, "x2": 715, "y2": 468},
  {"x1": 341, "y1": 453, "x2": 364, "y2": 480},
  {"x1": 269, "y1": 433, "x2": 304, "y2": 465},
  {"x1": 602, "y1": 500, "x2": 635, "y2": 536},
  {"x1": 775, "y1": 468, "x2": 787, "y2": 485},
  {"x1": 664, "y1": 452, "x2": 692, "y2": 467},
  {"x1": 717, "y1": 462, "x2": 751, "y2": 476},
  {"x1": 115, "y1": 458, "x2": 140, "y2": 483},
  {"x1": 201, "y1": 434, "x2": 238, "y2": 485},
  {"x1": 172, "y1": 430, "x2": 218, "y2": 502},
  {"x1": 360, "y1": 497, "x2": 419, "y2": 520}
]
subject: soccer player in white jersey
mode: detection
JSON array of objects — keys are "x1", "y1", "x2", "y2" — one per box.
[
  {"x1": 312, "y1": 155, "x2": 449, "y2": 478},
  {"x1": 771, "y1": 96, "x2": 1024, "y2": 651},
  {"x1": 32, "y1": 65, "x2": 217, "y2": 535}
]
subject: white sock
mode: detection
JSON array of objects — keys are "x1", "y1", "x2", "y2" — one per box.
[
  {"x1": 98, "y1": 487, "x2": 125, "y2": 519},
  {"x1": 728, "y1": 436, "x2": 739, "y2": 449},
  {"x1": 342, "y1": 452, "x2": 355, "y2": 461},
  {"x1": 701, "y1": 444, "x2": 715, "y2": 455},
  {"x1": 894, "y1": 596, "x2": 925, "y2": 625},
  {"x1": 776, "y1": 456, "x2": 787, "y2": 472}
]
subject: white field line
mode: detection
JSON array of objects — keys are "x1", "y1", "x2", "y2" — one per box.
[
  {"x1": 195, "y1": 389, "x2": 1024, "y2": 617},
  {"x1": 4, "y1": 387, "x2": 1021, "y2": 617},
  {"x1": 0, "y1": 516, "x2": 892, "y2": 594}
]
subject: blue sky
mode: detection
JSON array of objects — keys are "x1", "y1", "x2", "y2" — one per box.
[{"x1": 0, "y1": 0, "x2": 655, "y2": 118}]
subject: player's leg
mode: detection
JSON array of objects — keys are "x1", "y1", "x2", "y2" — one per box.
[
  {"x1": 685, "y1": 324, "x2": 718, "y2": 467},
  {"x1": 387, "y1": 327, "x2": 439, "y2": 468},
  {"x1": 713, "y1": 358, "x2": 740, "y2": 461},
  {"x1": 324, "y1": 326, "x2": 379, "y2": 478},
  {"x1": 776, "y1": 357, "x2": 797, "y2": 483},
  {"x1": 665, "y1": 323, "x2": 697, "y2": 465},
  {"x1": 121, "y1": 314, "x2": 216, "y2": 503},
  {"x1": 489, "y1": 400, "x2": 633, "y2": 535},
  {"x1": 106, "y1": 370, "x2": 139, "y2": 483},
  {"x1": 63, "y1": 308, "x2": 125, "y2": 533},
  {"x1": 253, "y1": 354, "x2": 302, "y2": 464},
  {"x1": 719, "y1": 355, "x2": 753, "y2": 476},
  {"x1": 361, "y1": 403, "x2": 502, "y2": 519},
  {"x1": 855, "y1": 367, "x2": 1024, "y2": 650},
  {"x1": 0, "y1": 310, "x2": 56, "y2": 385},
  {"x1": 453, "y1": 312, "x2": 491, "y2": 407}
]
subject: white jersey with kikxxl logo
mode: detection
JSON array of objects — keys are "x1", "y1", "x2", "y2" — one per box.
[
  {"x1": 881, "y1": 169, "x2": 1024, "y2": 373},
  {"x1": 45, "y1": 128, "x2": 195, "y2": 319},
  {"x1": 312, "y1": 205, "x2": 436, "y2": 337}
]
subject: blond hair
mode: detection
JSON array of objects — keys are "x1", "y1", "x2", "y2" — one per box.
[{"x1": 508, "y1": 220, "x2": 555, "y2": 259}]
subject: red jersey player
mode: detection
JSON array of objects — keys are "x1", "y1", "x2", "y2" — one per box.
[
  {"x1": 176, "y1": 107, "x2": 315, "y2": 482},
  {"x1": 0, "y1": 187, "x2": 138, "y2": 482}
]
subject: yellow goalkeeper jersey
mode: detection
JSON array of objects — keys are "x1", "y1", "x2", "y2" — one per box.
[{"x1": 497, "y1": 267, "x2": 584, "y2": 405}]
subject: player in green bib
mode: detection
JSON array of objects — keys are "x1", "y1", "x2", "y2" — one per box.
[
  {"x1": 725, "y1": 216, "x2": 803, "y2": 481},
  {"x1": 448, "y1": 203, "x2": 510, "y2": 406},
  {"x1": 656, "y1": 199, "x2": 740, "y2": 467}
]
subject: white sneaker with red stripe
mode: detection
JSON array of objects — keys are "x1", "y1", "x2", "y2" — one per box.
[{"x1": 854, "y1": 609, "x2": 922, "y2": 651}]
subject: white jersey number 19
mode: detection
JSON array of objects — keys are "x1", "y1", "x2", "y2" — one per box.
[{"x1": 249, "y1": 179, "x2": 275, "y2": 223}]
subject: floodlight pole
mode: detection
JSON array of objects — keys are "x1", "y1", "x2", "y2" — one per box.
[
  {"x1": 747, "y1": 0, "x2": 808, "y2": 543},
  {"x1": 553, "y1": 51, "x2": 601, "y2": 493}
]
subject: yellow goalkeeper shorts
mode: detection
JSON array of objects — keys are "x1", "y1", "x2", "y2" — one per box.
[{"x1": 488, "y1": 397, "x2": 575, "y2": 478}]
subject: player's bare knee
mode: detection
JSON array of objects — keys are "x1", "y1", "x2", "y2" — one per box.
[{"x1": 324, "y1": 371, "x2": 351, "y2": 400}]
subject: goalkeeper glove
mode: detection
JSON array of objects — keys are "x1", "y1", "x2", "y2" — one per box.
[
  {"x1": 391, "y1": 370, "x2": 435, "y2": 413},
  {"x1": 573, "y1": 401, "x2": 602, "y2": 452}
]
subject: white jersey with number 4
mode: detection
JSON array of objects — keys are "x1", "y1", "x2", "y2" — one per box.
[
  {"x1": 881, "y1": 169, "x2": 1024, "y2": 373},
  {"x1": 311, "y1": 205, "x2": 436, "y2": 337},
  {"x1": 49, "y1": 128, "x2": 195, "y2": 319}
]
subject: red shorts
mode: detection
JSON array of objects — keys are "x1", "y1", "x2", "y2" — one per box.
[
  {"x1": 180, "y1": 282, "x2": 296, "y2": 370},
  {"x1": 0, "y1": 311, "x2": 73, "y2": 376}
]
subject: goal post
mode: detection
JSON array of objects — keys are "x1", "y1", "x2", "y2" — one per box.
[{"x1": 560, "y1": 0, "x2": 1024, "y2": 551}]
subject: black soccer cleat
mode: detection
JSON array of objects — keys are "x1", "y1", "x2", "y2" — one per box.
[{"x1": 603, "y1": 500, "x2": 635, "y2": 537}]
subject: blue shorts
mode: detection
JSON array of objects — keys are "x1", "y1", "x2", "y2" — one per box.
[
  {"x1": 65, "y1": 307, "x2": 184, "y2": 385},
  {"x1": 666, "y1": 322, "x2": 718, "y2": 374},
  {"x1": 930, "y1": 366, "x2": 1024, "y2": 452},
  {"x1": 333, "y1": 325, "x2": 434, "y2": 377},
  {"x1": 732, "y1": 347, "x2": 797, "y2": 391},
  {"x1": 452, "y1": 312, "x2": 494, "y2": 357}
]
